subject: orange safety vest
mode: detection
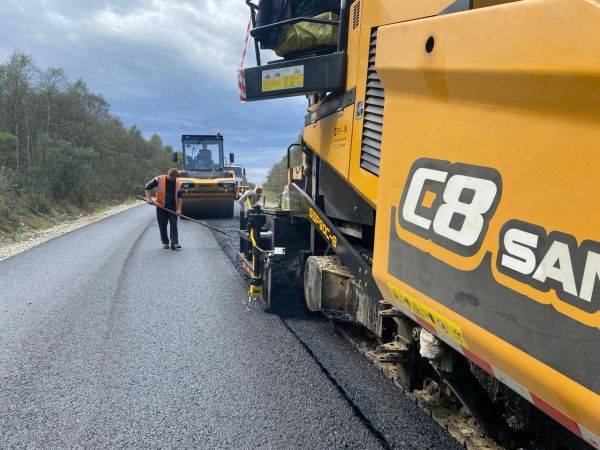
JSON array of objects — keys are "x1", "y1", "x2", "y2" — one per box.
[{"x1": 154, "y1": 175, "x2": 181, "y2": 211}]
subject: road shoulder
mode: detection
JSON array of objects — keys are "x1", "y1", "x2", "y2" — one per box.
[{"x1": 0, "y1": 201, "x2": 143, "y2": 262}]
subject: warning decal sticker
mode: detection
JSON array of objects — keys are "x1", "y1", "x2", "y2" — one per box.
[
  {"x1": 261, "y1": 65, "x2": 304, "y2": 92},
  {"x1": 387, "y1": 282, "x2": 467, "y2": 347}
]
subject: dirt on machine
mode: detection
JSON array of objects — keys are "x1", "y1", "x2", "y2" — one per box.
[{"x1": 175, "y1": 133, "x2": 236, "y2": 219}]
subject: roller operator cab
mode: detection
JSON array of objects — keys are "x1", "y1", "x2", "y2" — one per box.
[
  {"x1": 176, "y1": 134, "x2": 236, "y2": 219},
  {"x1": 238, "y1": 0, "x2": 600, "y2": 448}
]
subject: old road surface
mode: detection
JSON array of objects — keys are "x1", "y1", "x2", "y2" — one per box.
[{"x1": 0, "y1": 205, "x2": 461, "y2": 449}]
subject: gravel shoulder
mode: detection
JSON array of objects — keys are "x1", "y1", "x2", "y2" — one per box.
[{"x1": 0, "y1": 201, "x2": 142, "y2": 262}]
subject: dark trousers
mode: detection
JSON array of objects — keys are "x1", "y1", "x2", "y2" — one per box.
[{"x1": 156, "y1": 207, "x2": 178, "y2": 245}]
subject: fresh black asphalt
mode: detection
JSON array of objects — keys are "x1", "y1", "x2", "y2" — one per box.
[{"x1": 0, "y1": 205, "x2": 460, "y2": 448}]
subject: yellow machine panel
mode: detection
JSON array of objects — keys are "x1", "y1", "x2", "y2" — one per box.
[
  {"x1": 304, "y1": 0, "x2": 458, "y2": 205},
  {"x1": 304, "y1": 105, "x2": 355, "y2": 181},
  {"x1": 371, "y1": 0, "x2": 600, "y2": 437}
]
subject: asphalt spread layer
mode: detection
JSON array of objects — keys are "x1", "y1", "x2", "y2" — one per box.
[
  {"x1": 209, "y1": 208, "x2": 461, "y2": 450},
  {"x1": 0, "y1": 205, "x2": 460, "y2": 448}
]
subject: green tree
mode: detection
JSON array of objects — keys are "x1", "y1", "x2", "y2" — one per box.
[
  {"x1": 263, "y1": 142, "x2": 302, "y2": 194},
  {"x1": 0, "y1": 51, "x2": 37, "y2": 172},
  {"x1": 0, "y1": 51, "x2": 174, "y2": 232},
  {"x1": 0, "y1": 132, "x2": 18, "y2": 168},
  {"x1": 32, "y1": 134, "x2": 95, "y2": 204}
]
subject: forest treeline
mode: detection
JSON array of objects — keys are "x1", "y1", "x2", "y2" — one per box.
[
  {"x1": 263, "y1": 140, "x2": 302, "y2": 195},
  {"x1": 0, "y1": 51, "x2": 173, "y2": 234}
]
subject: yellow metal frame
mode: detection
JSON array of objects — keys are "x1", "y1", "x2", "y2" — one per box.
[{"x1": 302, "y1": 0, "x2": 600, "y2": 439}]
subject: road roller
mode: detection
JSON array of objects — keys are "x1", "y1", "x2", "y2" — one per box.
[{"x1": 175, "y1": 133, "x2": 236, "y2": 219}]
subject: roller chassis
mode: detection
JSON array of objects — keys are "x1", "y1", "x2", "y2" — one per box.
[{"x1": 178, "y1": 177, "x2": 236, "y2": 219}]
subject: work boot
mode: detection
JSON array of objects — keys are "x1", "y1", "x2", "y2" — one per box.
[
  {"x1": 163, "y1": 244, "x2": 170, "y2": 249},
  {"x1": 171, "y1": 243, "x2": 182, "y2": 250}
]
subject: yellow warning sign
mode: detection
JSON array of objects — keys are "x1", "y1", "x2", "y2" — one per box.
[
  {"x1": 262, "y1": 65, "x2": 305, "y2": 92},
  {"x1": 386, "y1": 282, "x2": 467, "y2": 347}
]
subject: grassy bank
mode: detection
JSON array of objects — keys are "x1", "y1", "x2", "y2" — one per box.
[
  {"x1": 0, "y1": 51, "x2": 172, "y2": 246},
  {"x1": 0, "y1": 197, "x2": 137, "y2": 245}
]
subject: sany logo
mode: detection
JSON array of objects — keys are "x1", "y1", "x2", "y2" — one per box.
[
  {"x1": 398, "y1": 158, "x2": 599, "y2": 314},
  {"x1": 497, "y1": 220, "x2": 600, "y2": 314}
]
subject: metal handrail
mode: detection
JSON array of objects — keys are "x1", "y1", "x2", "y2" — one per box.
[
  {"x1": 243, "y1": 0, "x2": 350, "y2": 67},
  {"x1": 287, "y1": 143, "x2": 302, "y2": 170},
  {"x1": 250, "y1": 16, "x2": 340, "y2": 39},
  {"x1": 245, "y1": 0, "x2": 261, "y2": 65}
]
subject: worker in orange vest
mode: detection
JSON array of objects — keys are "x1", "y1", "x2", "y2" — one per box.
[{"x1": 144, "y1": 167, "x2": 182, "y2": 250}]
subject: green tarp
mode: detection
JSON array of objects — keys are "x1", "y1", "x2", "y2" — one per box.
[{"x1": 275, "y1": 12, "x2": 339, "y2": 57}]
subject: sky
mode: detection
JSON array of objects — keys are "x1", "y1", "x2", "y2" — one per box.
[{"x1": 0, "y1": 0, "x2": 306, "y2": 182}]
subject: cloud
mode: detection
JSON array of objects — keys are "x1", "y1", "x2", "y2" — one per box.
[
  {"x1": 0, "y1": 0, "x2": 306, "y2": 182},
  {"x1": 245, "y1": 167, "x2": 271, "y2": 183}
]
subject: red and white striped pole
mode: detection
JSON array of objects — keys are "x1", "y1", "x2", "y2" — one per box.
[{"x1": 237, "y1": 19, "x2": 251, "y2": 103}]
